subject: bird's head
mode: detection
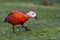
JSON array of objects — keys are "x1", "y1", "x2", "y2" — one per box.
[{"x1": 26, "y1": 11, "x2": 38, "y2": 20}]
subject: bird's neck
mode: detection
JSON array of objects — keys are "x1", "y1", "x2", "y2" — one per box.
[{"x1": 26, "y1": 14, "x2": 31, "y2": 19}]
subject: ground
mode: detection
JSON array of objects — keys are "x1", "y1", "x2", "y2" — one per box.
[{"x1": 0, "y1": 2, "x2": 60, "y2": 40}]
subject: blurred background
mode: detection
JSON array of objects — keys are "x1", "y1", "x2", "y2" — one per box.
[
  {"x1": 0, "y1": 0, "x2": 60, "y2": 5},
  {"x1": 0, "y1": 0, "x2": 60, "y2": 40}
]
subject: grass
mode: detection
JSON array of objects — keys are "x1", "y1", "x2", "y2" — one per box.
[{"x1": 0, "y1": 2, "x2": 60, "y2": 40}]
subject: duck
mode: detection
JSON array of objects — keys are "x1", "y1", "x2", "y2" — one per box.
[{"x1": 4, "y1": 10, "x2": 38, "y2": 33}]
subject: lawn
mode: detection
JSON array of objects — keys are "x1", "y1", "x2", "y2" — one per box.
[{"x1": 0, "y1": 2, "x2": 60, "y2": 40}]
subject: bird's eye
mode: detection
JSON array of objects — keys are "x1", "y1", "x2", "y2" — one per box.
[{"x1": 32, "y1": 14, "x2": 34, "y2": 15}]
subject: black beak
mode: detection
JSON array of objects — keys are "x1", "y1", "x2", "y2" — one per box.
[{"x1": 34, "y1": 16, "x2": 38, "y2": 20}]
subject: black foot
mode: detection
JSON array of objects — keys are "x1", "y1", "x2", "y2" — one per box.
[
  {"x1": 22, "y1": 25, "x2": 30, "y2": 31},
  {"x1": 13, "y1": 31, "x2": 15, "y2": 33},
  {"x1": 25, "y1": 27, "x2": 30, "y2": 31}
]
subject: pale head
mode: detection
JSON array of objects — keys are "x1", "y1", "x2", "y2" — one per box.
[
  {"x1": 27, "y1": 11, "x2": 36, "y2": 18},
  {"x1": 26, "y1": 11, "x2": 38, "y2": 19}
]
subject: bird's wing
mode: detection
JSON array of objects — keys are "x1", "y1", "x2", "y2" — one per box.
[{"x1": 17, "y1": 10, "x2": 27, "y2": 14}]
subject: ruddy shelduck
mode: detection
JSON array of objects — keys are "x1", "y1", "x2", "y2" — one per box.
[{"x1": 4, "y1": 10, "x2": 38, "y2": 33}]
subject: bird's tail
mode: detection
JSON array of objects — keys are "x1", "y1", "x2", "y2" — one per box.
[
  {"x1": 4, "y1": 18, "x2": 7, "y2": 22},
  {"x1": 4, "y1": 20, "x2": 6, "y2": 22}
]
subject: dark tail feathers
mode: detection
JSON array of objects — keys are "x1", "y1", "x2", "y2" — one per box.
[
  {"x1": 4, "y1": 20, "x2": 6, "y2": 22},
  {"x1": 4, "y1": 18, "x2": 7, "y2": 22}
]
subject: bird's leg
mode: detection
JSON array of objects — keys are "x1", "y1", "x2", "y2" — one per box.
[
  {"x1": 12, "y1": 25, "x2": 15, "y2": 33},
  {"x1": 22, "y1": 25, "x2": 30, "y2": 31}
]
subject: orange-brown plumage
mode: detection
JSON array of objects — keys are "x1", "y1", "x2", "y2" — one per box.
[
  {"x1": 4, "y1": 10, "x2": 38, "y2": 33},
  {"x1": 5, "y1": 11, "x2": 29, "y2": 25}
]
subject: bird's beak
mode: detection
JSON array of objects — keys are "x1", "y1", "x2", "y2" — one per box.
[{"x1": 34, "y1": 16, "x2": 38, "y2": 20}]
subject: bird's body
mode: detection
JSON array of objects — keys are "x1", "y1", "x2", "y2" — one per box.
[
  {"x1": 5, "y1": 10, "x2": 29, "y2": 25},
  {"x1": 4, "y1": 10, "x2": 38, "y2": 33}
]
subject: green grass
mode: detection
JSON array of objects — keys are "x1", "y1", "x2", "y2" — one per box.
[{"x1": 0, "y1": 2, "x2": 60, "y2": 40}]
